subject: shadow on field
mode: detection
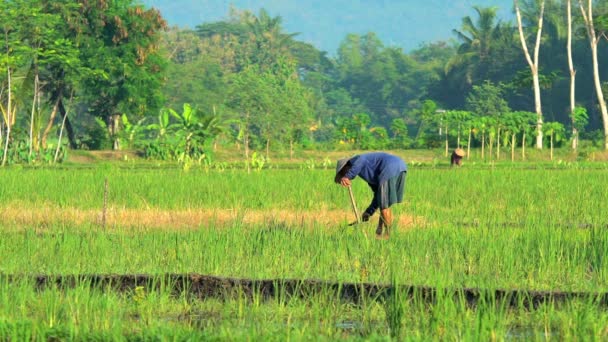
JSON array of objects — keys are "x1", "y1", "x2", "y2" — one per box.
[
  {"x1": 5, "y1": 274, "x2": 607, "y2": 308},
  {"x1": 455, "y1": 220, "x2": 608, "y2": 229}
]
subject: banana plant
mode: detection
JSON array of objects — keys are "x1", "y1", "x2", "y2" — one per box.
[
  {"x1": 471, "y1": 116, "x2": 490, "y2": 159},
  {"x1": 120, "y1": 114, "x2": 146, "y2": 149},
  {"x1": 145, "y1": 108, "x2": 171, "y2": 141},
  {"x1": 544, "y1": 121, "x2": 565, "y2": 161},
  {"x1": 171, "y1": 103, "x2": 228, "y2": 160},
  {"x1": 511, "y1": 111, "x2": 536, "y2": 160},
  {"x1": 168, "y1": 103, "x2": 200, "y2": 158},
  {"x1": 501, "y1": 112, "x2": 521, "y2": 162},
  {"x1": 572, "y1": 106, "x2": 589, "y2": 150}
]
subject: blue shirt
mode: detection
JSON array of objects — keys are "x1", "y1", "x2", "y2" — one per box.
[{"x1": 345, "y1": 152, "x2": 407, "y2": 185}]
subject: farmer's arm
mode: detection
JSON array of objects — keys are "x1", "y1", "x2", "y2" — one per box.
[
  {"x1": 339, "y1": 156, "x2": 364, "y2": 187},
  {"x1": 363, "y1": 184, "x2": 379, "y2": 218},
  {"x1": 344, "y1": 156, "x2": 365, "y2": 180}
]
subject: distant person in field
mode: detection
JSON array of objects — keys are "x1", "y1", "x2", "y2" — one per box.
[
  {"x1": 334, "y1": 152, "x2": 407, "y2": 239},
  {"x1": 451, "y1": 148, "x2": 465, "y2": 167}
]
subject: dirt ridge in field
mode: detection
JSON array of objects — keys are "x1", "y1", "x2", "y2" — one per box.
[
  {"x1": 0, "y1": 204, "x2": 423, "y2": 230},
  {"x1": 7, "y1": 273, "x2": 607, "y2": 308}
]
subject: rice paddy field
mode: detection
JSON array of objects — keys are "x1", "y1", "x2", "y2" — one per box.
[{"x1": 1, "y1": 157, "x2": 608, "y2": 340}]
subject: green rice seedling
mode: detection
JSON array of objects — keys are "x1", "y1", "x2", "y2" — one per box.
[
  {"x1": 1, "y1": 165, "x2": 608, "y2": 339},
  {"x1": 383, "y1": 272, "x2": 404, "y2": 339}
]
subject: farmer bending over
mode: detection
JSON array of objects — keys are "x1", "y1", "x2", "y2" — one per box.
[
  {"x1": 335, "y1": 152, "x2": 407, "y2": 239},
  {"x1": 451, "y1": 148, "x2": 464, "y2": 167}
]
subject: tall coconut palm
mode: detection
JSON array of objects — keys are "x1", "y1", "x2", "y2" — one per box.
[
  {"x1": 447, "y1": 6, "x2": 512, "y2": 89},
  {"x1": 243, "y1": 9, "x2": 299, "y2": 71}
]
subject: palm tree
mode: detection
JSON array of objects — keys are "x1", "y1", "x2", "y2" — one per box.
[
  {"x1": 447, "y1": 6, "x2": 511, "y2": 88},
  {"x1": 244, "y1": 9, "x2": 299, "y2": 70}
]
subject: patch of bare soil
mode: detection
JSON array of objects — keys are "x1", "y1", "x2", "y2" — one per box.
[
  {"x1": 8, "y1": 273, "x2": 606, "y2": 308},
  {"x1": 0, "y1": 204, "x2": 424, "y2": 231},
  {"x1": 66, "y1": 150, "x2": 139, "y2": 164},
  {"x1": 65, "y1": 153, "x2": 97, "y2": 164}
]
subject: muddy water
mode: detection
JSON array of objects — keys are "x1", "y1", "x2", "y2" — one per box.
[{"x1": 5, "y1": 274, "x2": 606, "y2": 308}]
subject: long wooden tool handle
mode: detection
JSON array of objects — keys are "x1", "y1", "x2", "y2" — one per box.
[{"x1": 348, "y1": 185, "x2": 361, "y2": 224}]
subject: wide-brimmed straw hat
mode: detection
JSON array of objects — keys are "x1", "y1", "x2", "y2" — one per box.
[
  {"x1": 335, "y1": 157, "x2": 351, "y2": 176},
  {"x1": 454, "y1": 148, "x2": 465, "y2": 157}
]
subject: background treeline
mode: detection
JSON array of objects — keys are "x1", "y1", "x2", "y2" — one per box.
[{"x1": 2, "y1": 1, "x2": 608, "y2": 165}]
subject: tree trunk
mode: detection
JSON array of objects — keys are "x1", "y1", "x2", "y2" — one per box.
[
  {"x1": 244, "y1": 112, "x2": 250, "y2": 174},
  {"x1": 444, "y1": 123, "x2": 449, "y2": 157},
  {"x1": 54, "y1": 105, "x2": 69, "y2": 163},
  {"x1": 29, "y1": 73, "x2": 40, "y2": 156},
  {"x1": 481, "y1": 133, "x2": 485, "y2": 160},
  {"x1": 467, "y1": 128, "x2": 472, "y2": 159},
  {"x1": 489, "y1": 135, "x2": 493, "y2": 161},
  {"x1": 48, "y1": 89, "x2": 77, "y2": 149},
  {"x1": 266, "y1": 137, "x2": 270, "y2": 159},
  {"x1": 515, "y1": 0, "x2": 545, "y2": 149},
  {"x1": 496, "y1": 127, "x2": 501, "y2": 160},
  {"x1": 109, "y1": 114, "x2": 121, "y2": 150},
  {"x1": 568, "y1": 0, "x2": 578, "y2": 150},
  {"x1": 245, "y1": 131, "x2": 250, "y2": 173},
  {"x1": 580, "y1": 0, "x2": 608, "y2": 150},
  {"x1": 522, "y1": 132, "x2": 526, "y2": 160},
  {"x1": 511, "y1": 133, "x2": 516, "y2": 162},
  {"x1": 1, "y1": 47, "x2": 12, "y2": 166},
  {"x1": 58, "y1": 99, "x2": 77, "y2": 149},
  {"x1": 41, "y1": 92, "x2": 61, "y2": 149},
  {"x1": 2, "y1": 119, "x2": 10, "y2": 166}
]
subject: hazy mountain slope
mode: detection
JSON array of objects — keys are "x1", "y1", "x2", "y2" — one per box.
[{"x1": 141, "y1": 0, "x2": 514, "y2": 54}]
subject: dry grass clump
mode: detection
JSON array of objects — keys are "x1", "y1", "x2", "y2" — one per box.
[{"x1": 0, "y1": 204, "x2": 422, "y2": 231}]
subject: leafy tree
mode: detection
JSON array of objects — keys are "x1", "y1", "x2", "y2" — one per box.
[
  {"x1": 443, "y1": 6, "x2": 520, "y2": 108},
  {"x1": 413, "y1": 99, "x2": 439, "y2": 148},
  {"x1": 390, "y1": 118, "x2": 411, "y2": 149},
  {"x1": 75, "y1": 0, "x2": 168, "y2": 150},
  {"x1": 572, "y1": 106, "x2": 589, "y2": 146},
  {"x1": 514, "y1": 0, "x2": 547, "y2": 149},
  {"x1": 578, "y1": 0, "x2": 608, "y2": 150},
  {"x1": 226, "y1": 65, "x2": 272, "y2": 169},
  {"x1": 278, "y1": 72, "x2": 314, "y2": 158},
  {"x1": 366, "y1": 126, "x2": 390, "y2": 150},
  {"x1": 334, "y1": 112, "x2": 383, "y2": 149},
  {"x1": 465, "y1": 81, "x2": 510, "y2": 117},
  {"x1": 0, "y1": 0, "x2": 27, "y2": 164}
]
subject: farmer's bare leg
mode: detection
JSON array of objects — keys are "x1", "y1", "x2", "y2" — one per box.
[{"x1": 376, "y1": 208, "x2": 393, "y2": 237}]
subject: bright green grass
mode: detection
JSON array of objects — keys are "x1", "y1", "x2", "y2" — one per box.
[
  {"x1": 0, "y1": 165, "x2": 607, "y2": 339},
  {"x1": 1, "y1": 166, "x2": 608, "y2": 221},
  {"x1": 0, "y1": 279, "x2": 606, "y2": 341},
  {"x1": 0, "y1": 167, "x2": 606, "y2": 289},
  {"x1": 1, "y1": 223, "x2": 606, "y2": 292}
]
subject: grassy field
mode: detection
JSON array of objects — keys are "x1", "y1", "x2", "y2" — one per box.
[{"x1": 0, "y1": 151, "x2": 607, "y2": 340}]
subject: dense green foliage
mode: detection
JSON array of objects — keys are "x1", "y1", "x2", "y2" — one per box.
[
  {"x1": 3, "y1": 1, "x2": 608, "y2": 164},
  {"x1": 0, "y1": 0, "x2": 167, "y2": 161}
]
